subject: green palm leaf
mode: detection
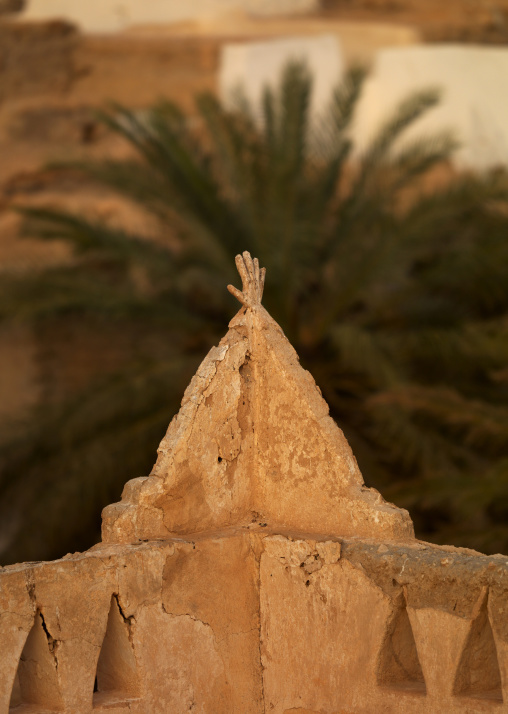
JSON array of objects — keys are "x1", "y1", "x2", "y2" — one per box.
[{"x1": 2, "y1": 60, "x2": 508, "y2": 562}]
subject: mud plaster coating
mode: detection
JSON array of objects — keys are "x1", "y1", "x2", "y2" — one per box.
[{"x1": 1, "y1": 253, "x2": 508, "y2": 713}]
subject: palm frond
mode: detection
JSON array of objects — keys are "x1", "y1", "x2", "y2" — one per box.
[
  {"x1": 3, "y1": 60, "x2": 508, "y2": 560},
  {"x1": 362, "y1": 87, "x2": 442, "y2": 168},
  {"x1": 391, "y1": 132, "x2": 458, "y2": 185},
  {"x1": 18, "y1": 206, "x2": 172, "y2": 265},
  {"x1": 329, "y1": 323, "x2": 401, "y2": 390},
  {"x1": 0, "y1": 356, "x2": 199, "y2": 562},
  {"x1": 372, "y1": 385, "x2": 508, "y2": 456}
]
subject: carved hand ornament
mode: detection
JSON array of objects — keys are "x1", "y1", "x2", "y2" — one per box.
[{"x1": 227, "y1": 251, "x2": 266, "y2": 309}]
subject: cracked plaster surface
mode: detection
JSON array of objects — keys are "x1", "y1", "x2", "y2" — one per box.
[
  {"x1": 102, "y1": 300, "x2": 413, "y2": 545},
  {"x1": 3, "y1": 256, "x2": 508, "y2": 712},
  {"x1": 2, "y1": 532, "x2": 508, "y2": 712}
]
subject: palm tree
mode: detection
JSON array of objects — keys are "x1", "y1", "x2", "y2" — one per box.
[{"x1": 2, "y1": 61, "x2": 508, "y2": 563}]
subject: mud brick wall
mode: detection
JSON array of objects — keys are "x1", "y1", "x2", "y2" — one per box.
[{"x1": 1, "y1": 532, "x2": 508, "y2": 713}]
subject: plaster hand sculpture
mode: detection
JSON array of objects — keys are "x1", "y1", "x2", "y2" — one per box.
[{"x1": 227, "y1": 251, "x2": 266, "y2": 308}]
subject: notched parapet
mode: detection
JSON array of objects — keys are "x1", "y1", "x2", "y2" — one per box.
[{"x1": 1, "y1": 534, "x2": 508, "y2": 713}]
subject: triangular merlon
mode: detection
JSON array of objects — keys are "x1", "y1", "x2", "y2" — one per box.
[{"x1": 102, "y1": 253, "x2": 414, "y2": 544}]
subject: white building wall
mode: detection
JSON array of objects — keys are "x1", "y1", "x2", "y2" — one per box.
[
  {"x1": 354, "y1": 45, "x2": 508, "y2": 170},
  {"x1": 220, "y1": 35, "x2": 343, "y2": 120},
  {"x1": 220, "y1": 39, "x2": 508, "y2": 170}
]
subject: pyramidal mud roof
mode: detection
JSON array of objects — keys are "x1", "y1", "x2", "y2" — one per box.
[{"x1": 102, "y1": 253, "x2": 414, "y2": 543}]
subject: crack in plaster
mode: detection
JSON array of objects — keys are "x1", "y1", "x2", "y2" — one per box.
[
  {"x1": 157, "y1": 604, "x2": 241, "y2": 698},
  {"x1": 38, "y1": 610, "x2": 61, "y2": 678},
  {"x1": 159, "y1": 605, "x2": 212, "y2": 632},
  {"x1": 253, "y1": 538, "x2": 266, "y2": 713},
  {"x1": 216, "y1": 627, "x2": 258, "y2": 646}
]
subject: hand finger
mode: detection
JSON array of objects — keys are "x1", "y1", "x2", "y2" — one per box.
[
  {"x1": 259, "y1": 267, "x2": 266, "y2": 300},
  {"x1": 235, "y1": 254, "x2": 250, "y2": 293},
  {"x1": 242, "y1": 251, "x2": 255, "y2": 280},
  {"x1": 227, "y1": 284, "x2": 247, "y2": 306},
  {"x1": 253, "y1": 257, "x2": 260, "y2": 299}
]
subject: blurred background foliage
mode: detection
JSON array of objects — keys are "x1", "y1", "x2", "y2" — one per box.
[{"x1": 2, "y1": 62, "x2": 508, "y2": 563}]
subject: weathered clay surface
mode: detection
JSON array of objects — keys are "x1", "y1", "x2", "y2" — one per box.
[
  {"x1": 260, "y1": 533, "x2": 508, "y2": 713},
  {"x1": 2, "y1": 532, "x2": 508, "y2": 713},
  {"x1": 102, "y1": 298, "x2": 413, "y2": 542},
  {"x1": 1, "y1": 536, "x2": 262, "y2": 714},
  {"x1": 2, "y1": 254, "x2": 508, "y2": 712}
]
